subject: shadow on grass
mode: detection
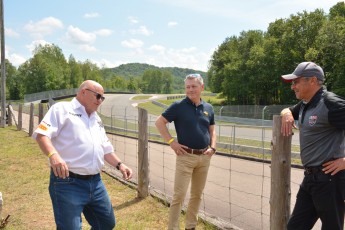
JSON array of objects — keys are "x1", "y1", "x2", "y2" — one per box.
[{"x1": 113, "y1": 197, "x2": 144, "y2": 210}]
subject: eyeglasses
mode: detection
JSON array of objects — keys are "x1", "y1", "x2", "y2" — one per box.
[
  {"x1": 85, "y1": 89, "x2": 105, "y2": 101},
  {"x1": 291, "y1": 77, "x2": 309, "y2": 86}
]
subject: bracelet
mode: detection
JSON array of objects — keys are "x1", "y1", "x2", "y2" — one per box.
[
  {"x1": 47, "y1": 151, "x2": 57, "y2": 158},
  {"x1": 116, "y1": 162, "x2": 122, "y2": 170},
  {"x1": 167, "y1": 138, "x2": 174, "y2": 145}
]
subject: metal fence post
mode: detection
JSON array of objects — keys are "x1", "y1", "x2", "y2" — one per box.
[
  {"x1": 137, "y1": 108, "x2": 149, "y2": 198},
  {"x1": 270, "y1": 115, "x2": 292, "y2": 229}
]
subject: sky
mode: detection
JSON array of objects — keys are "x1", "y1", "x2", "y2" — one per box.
[{"x1": 3, "y1": 0, "x2": 342, "y2": 72}]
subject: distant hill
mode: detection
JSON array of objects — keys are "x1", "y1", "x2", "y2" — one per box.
[{"x1": 102, "y1": 63, "x2": 207, "y2": 81}]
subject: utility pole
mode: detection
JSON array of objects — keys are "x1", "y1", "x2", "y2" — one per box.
[{"x1": 0, "y1": 0, "x2": 6, "y2": 128}]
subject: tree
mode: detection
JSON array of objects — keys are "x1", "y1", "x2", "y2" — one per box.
[
  {"x1": 329, "y1": 2, "x2": 345, "y2": 20},
  {"x1": 141, "y1": 69, "x2": 165, "y2": 93},
  {"x1": 208, "y1": 36, "x2": 241, "y2": 102},
  {"x1": 127, "y1": 77, "x2": 138, "y2": 92},
  {"x1": 81, "y1": 60, "x2": 102, "y2": 83},
  {"x1": 19, "y1": 44, "x2": 69, "y2": 94},
  {"x1": 315, "y1": 16, "x2": 345, "y2": 96},
  {"x1": 5, "y1": 59, "x2": 21, "y2": 100},
  {"x1": 68, "y1": 55, "x2": 83, "y2": 88},
  {"x1": 161, "y1": 71, "x2": 173, "y2": 94}
]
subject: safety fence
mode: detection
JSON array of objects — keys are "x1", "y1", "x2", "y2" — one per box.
[{"x1": 6, "y1": 102, "x2": 315, "y2": 230}]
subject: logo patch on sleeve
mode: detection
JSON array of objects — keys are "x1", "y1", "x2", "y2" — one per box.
[
  {"x1": 203, "y1": 111, "x2": 209, "y2": 116},
  {"x1": 38, "y1": 123, "x2": 48, "y2": 131}
]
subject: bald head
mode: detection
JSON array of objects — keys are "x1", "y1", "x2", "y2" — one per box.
[
  {"x1": 76, "y1": 80, "x2": 104, "y2": 116},
  {"x1": 78, "y1": 80, "x2": 102, "y2": 92}
]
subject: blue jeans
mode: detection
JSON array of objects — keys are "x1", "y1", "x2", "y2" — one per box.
[
  {"x1": 287, "y1": 170, "x2": 345, "y2": 230},
  {"x1": 49, "y1": 172, "x2": 115, "y2": 230}
]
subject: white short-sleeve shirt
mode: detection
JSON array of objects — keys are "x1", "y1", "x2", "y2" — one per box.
[{"x1": 32, "y1": 98, "x2": 114, "y2": 175}]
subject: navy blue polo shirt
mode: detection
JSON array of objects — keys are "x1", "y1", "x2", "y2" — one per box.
[{"x1": 162, "y1": 97, "x2": 215, "y2": 149}]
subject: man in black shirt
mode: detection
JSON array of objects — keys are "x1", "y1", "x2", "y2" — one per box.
[{"x1": 280, "y1": 62, "x2": 345, "y2": 230}]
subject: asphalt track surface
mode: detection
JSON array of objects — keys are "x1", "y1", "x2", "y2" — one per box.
[{"x1": 100, "y1": 93, "x2": 323, "y2": 230}]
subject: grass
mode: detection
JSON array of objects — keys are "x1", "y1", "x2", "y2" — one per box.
[
  {"x1": 137, "y1": 101, "x2": 165, "y2": 116},
  {"x1": 131, "y1": 95, "x2": 152, "y2": 100},
  {"x1": 0, "y1": 126, "x2": 217, "y2": 230}
]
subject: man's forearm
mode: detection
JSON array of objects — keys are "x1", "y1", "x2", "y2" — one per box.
[
  {"x1": 36, "y1": 134, "x2": 57, "y2": 156},
  {"x1": 155, "y1": 116, "x2": 173, "y2": 142}
]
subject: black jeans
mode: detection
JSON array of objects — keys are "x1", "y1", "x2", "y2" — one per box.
[{"x1": 287, "y1": 170, "x2": 345, "y2": 230}]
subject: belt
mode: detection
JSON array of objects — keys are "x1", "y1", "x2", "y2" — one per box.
[
  {"x1": 304, "y1": 166, "x2": 324, "y2": 175},
  {"x1": 69, "y1": 171, "x2": 99, "y2": 180},
  {"x1": 183, "y1": 147, "x2": 208, "y2": 155}
]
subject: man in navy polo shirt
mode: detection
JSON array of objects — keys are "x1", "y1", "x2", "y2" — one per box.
[
  {"x1": 155, "y1": 73, "x2": 216, "y2": 230},
  {"x1": 280, "y1": 62, "x2": 345, "y2": 230}
]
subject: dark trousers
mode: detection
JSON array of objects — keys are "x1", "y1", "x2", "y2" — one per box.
[{"x1": 287, "y1": 170, "x2": 345, "y2": 230}]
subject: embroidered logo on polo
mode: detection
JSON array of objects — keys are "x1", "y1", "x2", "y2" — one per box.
[
  {"x1": 203, "y1": 111, "x2": 209, "y2": 116},
  {"x1": 308, "y1": 115, "x2": 318, "y2": 126},
  {"x1": 69, "y1": 112, "x2": 82, "y2": 117},
  {"x1": 37, "y1": 120, "x2": 51, "y2": 131}
]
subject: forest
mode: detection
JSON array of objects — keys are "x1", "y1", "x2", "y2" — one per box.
[
  {"x1": 3, "y1": 2, "x2": 345, "y2": 105},
  {"x1": 208, "y1": 2, "x2": 345, "y2": 104}
]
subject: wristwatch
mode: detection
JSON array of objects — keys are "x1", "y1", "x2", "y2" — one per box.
[
  {"x1": 210, "y1": 147, "x2": 216, "y2": 153},
  {"x1": 116, "y1": 162, "x2": 122, "y2": 170}
]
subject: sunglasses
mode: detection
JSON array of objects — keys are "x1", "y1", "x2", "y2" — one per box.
[
  {"x1": 85, "y1": 88, "x2": 105, "y2": 101},
  {"x1": 187, "y1": 73, "x2": 201, "y2": 78}
]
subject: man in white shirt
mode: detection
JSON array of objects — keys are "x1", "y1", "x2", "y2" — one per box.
[{"x1": 32, "y1": 80, "x2": 132, "y2": 229}]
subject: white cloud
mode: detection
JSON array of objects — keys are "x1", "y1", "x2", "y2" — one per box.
[
  {"x1": 66, "y1": 25, "x2": 96, "y2": 44},
  {"x1": 146, "y1": 46, "x2": 209, "y2": 71},
  {"x1": 6, "y1": 52, "x2": 26, "y2": 67},
  {"x1": 128, "y1": 16, "x2": 139, "y2": 24},
  {"x1": 24, "y1": 17, "x2": 63, "y2": 38},
  {"x1": 84, "y1": 12, "x2": 100, "y2": 18},
  {"x1": 94, "y1": 29, "x2": 113, "y2": 36},
  {"x1": 5, "y1": 28, "x2": 20, "y2": 38},
  {"x1": 95, "y1": 59, "x2": 125, "y2": 68},
  {"x1": 168, "y1": 21, "x2": 178, "y2": 27},
  {"x1": 121, "y1": 39, "x2": 144, "y2": 48},
  {"x1": 79, "y1": 44, "x2": 97, "y2": 52},
  {"x1": 129, "y1": 26, "x2": 153, "y2": 36},
  {"x1": 26, "y1": 40, "x2": 51, "y2": 53},
  {"x1": 149, "y1": 44, "x2": 166, "y2": 54},
  {"x1": 151, "y1": 0, "x2": 339, "y2": 31}
]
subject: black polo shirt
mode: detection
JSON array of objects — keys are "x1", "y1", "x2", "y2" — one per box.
[
  {"x1": 290, "y1": 88, "x2": 345, "y2": 166},
  {"x1": 162, "y1": 97, "x2": 215, "y2": 149}
]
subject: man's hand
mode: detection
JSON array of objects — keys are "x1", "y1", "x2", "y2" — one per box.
[
  {"x1": 50, "y1": 153, "x2": 69, "y2": 179},
  {"x1": 203, "y1": 148, "x2": 215, "y2": 156},
  {"x1": 169, "y1": 140, "x2": 189, "y2": 155},
  {"x1": 119, "y1": 163, "x2": 133, "y2": 180},
  {"x1": 280, "y1": 110, "x2": 296, "y2": 136},
  {"x1": 323, "y1": 158, "x2": 345, "y2": 175}
]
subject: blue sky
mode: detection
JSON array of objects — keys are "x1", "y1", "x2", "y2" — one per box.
[{"x1": 4, "y1": 0, "x2": 341, "y2": 71}]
